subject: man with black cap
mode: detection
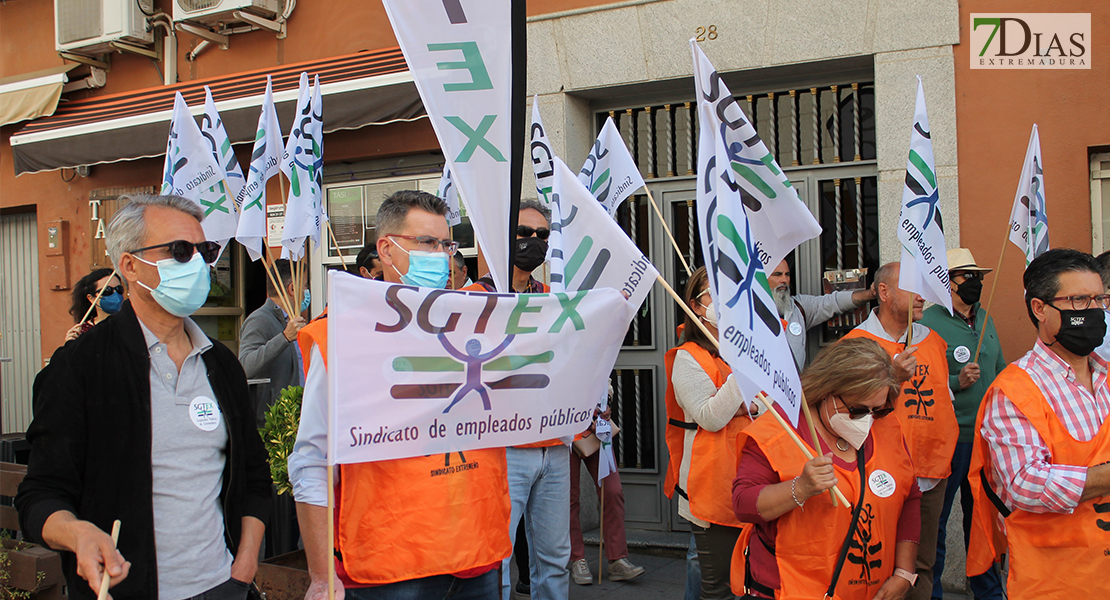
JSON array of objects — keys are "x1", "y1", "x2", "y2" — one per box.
[{"x1": 918, "y1": 248, "x2": 1005, "y2": 599}]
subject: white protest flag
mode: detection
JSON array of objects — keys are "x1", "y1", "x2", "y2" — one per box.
[
  {"x1": 200, "y1": 87, "x2": 247, "y2": 231},
  {"x1": 235, "y1": 76, "x2": 284, "y2": 261},
  {"x1": 281, "y1": 73, "x2": 325, "y2": 259},
  {"x1": 160, "y1": 92, "x2": 235, "y2": 250},
  {"x1": 383, "y1": 0, "x2": 512, "y2": 292},
  {"x1": 692, "y1": 40, "x2": 804, "y2": 426},
  {"x1": 897, "y1": 77, "x2": 952, "y2": 314},
  {"x1": 578, "y1": 117, "x2": 646, "y2": 217},
  {"x1": 1008, "y1": 124, "x2": 1049, "y2": 265},
  {"x1": 690, "y1": 42, "x2": 820, "y2": 271},
  {"x1": 326, "y1": 271, "x2": 636, "y2": 463},
  {"x1": 529, "y1": 97, "x2": 556, "y2": 205},
  {"x1": 437, "y1": 165, "x2": 462, "y2": 226},
  {"x1": 595, "y1": 391, "x2": 617, "y2": 483},
  {"x1": 547, "y1": 157, "x2": 657, "y2": 309}
]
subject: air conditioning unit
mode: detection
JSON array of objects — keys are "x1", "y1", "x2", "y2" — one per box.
[
  {"x1": 55, "y1": 0, "x2": 154, "y2": 55},
  {"x1": 173, "y1": 0, "x2": 280, "y2": 27}
]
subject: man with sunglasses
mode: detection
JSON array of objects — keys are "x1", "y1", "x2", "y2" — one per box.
[
  {"x1": 17, "y1": 195, "x2": 272, "y2": 600},
  {"x1": 967, "y1": 248, "x2": 1110, "y2": 598},
  {"x1": 918, "y1": 249, "x2": 1005, "y2": 600},
  {"x1": 290, "y1": 190, "x2": 510, "y2": 600},
  {"x1": 843, "y1": 261, "x2": 957, "y2": 600}
]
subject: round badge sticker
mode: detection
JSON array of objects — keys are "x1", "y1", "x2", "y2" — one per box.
[
  {"x1": 868, "y1": 469, "x2": 897, "y2": 498},
  {"x1": 189, "y1": 396, "x2": 221, "y2": 432},
  {"x1": 954, "y1": 345, "x2": 971, "y2": 364},
  {"x1": 789, "y1": 321, "x2": 803, "y2": 336}
]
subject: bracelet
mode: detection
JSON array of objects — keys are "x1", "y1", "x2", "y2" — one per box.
[{"x1": 791, "y1": 476, "x2": 805, "y2": 509}]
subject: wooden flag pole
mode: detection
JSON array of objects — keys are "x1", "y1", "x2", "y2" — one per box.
[
  {"x1": 327, "y1": 464, "x2": 336, "y2": 600},
  {"x1": 655, "y1": 275, "x2": 718, "y2": 345},
  {"x1": 96, "y1": 519, "x2": 122, "y2": 600},
  {"x1": 974, "y1": 234, "x2": 1010, "y2": 364},
  {"x1": 799, "y1": 397, "x2": 837, "y2": 507},
  {"x1": 262, "y1": 246, "x2": 295, "y2": 316},
  {"x1": 326, "y1": 221, "x2": 348, "y2": 270},
  {"x1": 755, "y1": 393, "x2": 852, "y2": 509},
  {"x1": 80, "y1": 270, "x2": 118, "y2": 325},
  {"x1": 905, "y1": 299, "x2": 915, "y2": 349},
  {"x1": 598, "y1": 485, "x2": 605, "y2": 585},
  {"x1": 643, "y1": 188, "x2": 692, "y2": 276}
]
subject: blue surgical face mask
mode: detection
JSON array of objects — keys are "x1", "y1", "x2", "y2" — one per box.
[
  {"x1": 301, "y1": 289, "x2": 311, "y2": 313},
  {"x1": 98, "y1": 291, "x2": 123, "y2": 315},
  {"x1": 134, "y1": 252, "x2": 211, "y2": 317},
  {"x1": 389, "y1": 238, "x2": 450, "y2": 288}
]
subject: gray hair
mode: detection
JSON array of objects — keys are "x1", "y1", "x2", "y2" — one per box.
[
  {"x1": 519, "y1": 199, "x2": 551, "y2": 225},
  {"x1": 452, "y1": 253, "x2": 466, "y2": 269},
  {"x1": 1023, "y1": 248, "x2": 1101, "y2": 327},
  {"x1": 106, "y1": 194, "x2": 204, "y2": 272},
  {"x1": 872, "y1": 262, "x2": 899, "y2": 305},
  {"x1": 376, "y1": 190, "x2": 448, "y2": 237}
]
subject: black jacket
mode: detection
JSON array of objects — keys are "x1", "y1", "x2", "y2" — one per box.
[{"x1": 15, "y1": 301, "x2": 273, "y2": 600}]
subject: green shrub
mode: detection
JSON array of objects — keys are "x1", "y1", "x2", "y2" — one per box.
[{"x1": 259, "y1": 385, "x2": 303, "y2": 496}]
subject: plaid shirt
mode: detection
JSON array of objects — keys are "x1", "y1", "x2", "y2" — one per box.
[{"x1": 981, "y1": 338, "x2": 1110, "y2": 513}]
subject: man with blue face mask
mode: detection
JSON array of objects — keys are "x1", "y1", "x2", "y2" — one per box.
[
  {"x1": 290, "y1": 190, "x2": 510, "y2": 599},
  {"x1": 16, "y1": 194, "x2": 273, "y2": 600}
]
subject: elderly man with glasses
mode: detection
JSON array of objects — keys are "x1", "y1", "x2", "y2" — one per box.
[
  {"x1": 918, "y1": 248, "x2": 1006, "y2": 600},
  {"x1": 16, "y1": 194, "x2": 272, "y2": 600},
  {"x1": 967, "y1": 248, "x2": 1110, "y2": 599}
]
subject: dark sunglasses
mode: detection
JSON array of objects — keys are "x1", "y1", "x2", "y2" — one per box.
[
  {"x1": 516, "y1": 225, "x2": 550, "y2": 240},
  {"x1": 844, "y1": 402, "x2": 895, "y2": 420},
  {"x1": 129, "y1": 240, "x2": 221, "y2": 264},
  {"x1": 99, "y1": 285, "x2": 125, "y2": 297}
]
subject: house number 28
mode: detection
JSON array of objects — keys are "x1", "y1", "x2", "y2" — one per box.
[{"x1": 695, "y1": 25, "x2": 718, "y2": 41}]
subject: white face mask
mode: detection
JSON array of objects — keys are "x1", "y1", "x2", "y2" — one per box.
[
  {"x1": 824, "y1": 397, "x2": 872, "y2": 451},
  {"x1": 699, "y1": 293, "x2": 718, "y2": 326}
]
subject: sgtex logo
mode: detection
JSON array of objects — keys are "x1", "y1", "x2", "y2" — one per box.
[{"x1": 971, "y1": 14, "x2": 1090, "y2": 70}]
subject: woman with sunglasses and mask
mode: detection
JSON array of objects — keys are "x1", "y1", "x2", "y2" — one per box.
[
  {"x1": 65, "y1": 268, "x2": 126, "y2": 342},
  {"x1": 731, "y1": 337, "x2": 921, "y2": 600},
  {"x1": 662, "y1": 266, "x2": 760, "y2": 599}
]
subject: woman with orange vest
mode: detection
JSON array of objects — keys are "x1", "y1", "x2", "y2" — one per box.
[
  {"x1": 731, "y1": 337, "x2": 922, "y2": 600},
  {"x1": 664, "y1": 266, "x2": 761, "y2": 599}
]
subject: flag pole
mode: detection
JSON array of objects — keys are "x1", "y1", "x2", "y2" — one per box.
[
  {"x1": 754, "y1": 392, "x2": 852, "y2": 508},
  {"x1": 95, "y1": 519, "x2": 122, "y2": 600},
  {"x1": 654, "y1": 275, "x2": 718, "y2": 345},
  {"x1": 598, "y1": 485, "x2": 604, "y2": 584},
  {"x1": 974, "y1": 234, "x2": 1009, "y2": 364},
  {"x1": 643, "y1": 188, "x2": 692, "y2": 276},
  {"x1": 799, "y1": 397, "x2": 837, "y2": 507},
  {"x1": 905, "y1": 298, "x2": 915, "y2": 349},
  {"x1": 262, "y1": 245, "x2": 295, "y2": 316},
  {"x1": 79, "y1": 270, "x2": 118, "y2": 325},
  {"x1": 327, "y1": 463, "x2": 336, "y2": 600}
]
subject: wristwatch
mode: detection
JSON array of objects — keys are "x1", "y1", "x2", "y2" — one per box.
[{"x1": 893, "y1": 568, "x2": 918, "y2": 586}]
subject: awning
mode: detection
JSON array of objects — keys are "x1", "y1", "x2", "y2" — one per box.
[
  {"x1": 0, "y1": 65, "x2": 79, "y2": 127},
  {"x1": 10, "y1": 48, "x2": 424, "y2": 176}
]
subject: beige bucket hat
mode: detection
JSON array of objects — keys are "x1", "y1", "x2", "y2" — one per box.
[{"x1": 947, "y1": 248, "x2": 992, "y2": 273}]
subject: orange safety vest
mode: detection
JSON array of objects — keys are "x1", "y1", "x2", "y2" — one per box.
[
  {"x1": 842, "y1": 328, "x2": 956, "y2": 479},
  {"x1": 663, "y1": 342, "x2": 753, "y2": 527},
  {"x1": 297, "y1": 317, "x2": 512, "y2": 584},
  {"x1": 731, "y1": 410, "x2": 916, "y2": 599},
  {"x1": 966, "y1": 365, "x2": 1110, "y2": 598}
]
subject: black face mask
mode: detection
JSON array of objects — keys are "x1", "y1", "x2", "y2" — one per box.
[
  {"x1": 955, "y1": 276, "x2": 983, "y2": 305},
  {"x1": 514, "y1": 236, "x2": 548, "y2": 272},
  {"x1": 1046, "y1": 305, "x2": 1106, "y2": 357}
]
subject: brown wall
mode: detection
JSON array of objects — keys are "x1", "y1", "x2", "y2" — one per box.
[{"x1": 955, "y1": 1, "x2": 1110, "y2": 361}]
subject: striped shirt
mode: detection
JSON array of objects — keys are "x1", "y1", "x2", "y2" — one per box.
[{"x1": 980, "y1": 338, "x2": 1110, "y2": 513}]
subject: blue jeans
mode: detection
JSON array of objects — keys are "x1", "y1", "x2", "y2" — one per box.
[
  {"x1": 685, "y1": 532, "x2": 701, "y2": 600},
  {"x1": 932, "y1": 441, "x2": 1005, "y2": 600},
  {"x1": 347, "y1": 571, "x2": 498, "y2": 600},
  {"x1": 502, "y1": 445, "x2": 571, "y2": 600},
  {"x1": 181, "y1": 578, "x2": 250, "y2": 600}
]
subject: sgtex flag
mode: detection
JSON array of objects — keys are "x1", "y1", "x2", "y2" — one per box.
[
  {"x1": 578, "y1": 116, "x2": 645, "y2": 217},
  {"x1": 200, "y1": 86, "x2": 246, "y2": 206},
  {"x1": 281, "y1": 73, "x2": 325, "y2": 259},
  {"x1": 690, "y1": 41, "x2": 820, "y2": 272},
  {"x1": 548, "y1": 157, "x2": 658, "y2": 310},
  {"x1": 326, "y1": 272, "x2": 636, "y2": 463},
  {"x1": 383, "y1": 0, "x2": 512, "y2": 292},
  {"x1": 161, "y1": 92, "x2": 234, "y2": 250},
  {"x1": 897, "y1": 77, "x2": 952, "y2": 314},
  {"x1": 692, "y1": 41, "x2": 803, "y2": 426},
  {"x1": 530, "y1": 97, "x2": 556, "y2": 206},
  {"x1": 1009, "y1": 124, "x2": 1049, "y2": 265},
  {"x1": 236, "y1": 76, "x2": 284, "y2": 261},
  {"x1": 437, "y1": 165, "x2": 462, "y2": 227}
]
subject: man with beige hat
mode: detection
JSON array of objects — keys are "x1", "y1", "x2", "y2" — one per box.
[{"x1": 918, "y1": 248, "x2": 1006, "y2": 600}]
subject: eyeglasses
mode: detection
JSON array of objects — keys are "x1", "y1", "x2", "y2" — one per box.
[
  {"x1": 1044, "y1": 294, "x2": 1110, "y2": 311},
  {"x1": 129, "y1": 240, "x2": 221, "y2": 264},
  {"x1": 386, "y1": 234, "x2": 459, "y2": 255},
  {"x1": 516, "y1": 225, "x2": 550, "y2": 240},
  {"x1": 100, "y1": 285, "x2": 125, "y2": 297},
  {"x1": 837, "y1": 397, "x2": 895, "y2": 420},
  {"x1": 952, "y1": 271, "x2": 983, "y2": 282}
]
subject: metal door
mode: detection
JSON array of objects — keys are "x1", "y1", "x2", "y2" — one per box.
[{"x1": 1, "y1": 212, "x2": 42, "y2": 434}]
